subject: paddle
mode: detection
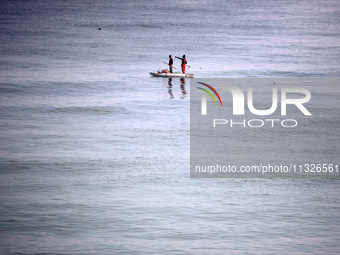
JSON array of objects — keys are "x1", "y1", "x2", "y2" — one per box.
[{"x1": 164, "y1": 62, "x2": 176, "y2": 69}]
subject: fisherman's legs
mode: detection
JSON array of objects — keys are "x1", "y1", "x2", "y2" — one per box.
[
  {"x1": 169, "y1": 65, "x2": 173, "y2": 73},
  {"x1": 181, "y1": 64, "x2": 186, "y2": 74}
]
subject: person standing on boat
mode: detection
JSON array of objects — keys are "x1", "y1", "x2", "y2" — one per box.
[
  {"x1": 168, "y1": 55, "x2": 173, "y2": 73},
  {"x1": 175, "y1": 55, "x2": 187, "y2": 74}
]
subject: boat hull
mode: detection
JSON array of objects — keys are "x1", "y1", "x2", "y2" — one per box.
[{"x1": 150, "y1": 72, "x2": 195, "y2": 78}]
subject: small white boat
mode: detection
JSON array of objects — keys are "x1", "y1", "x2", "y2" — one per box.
[{"x1": 150, "y1": 72, "x2": 195, "y2": 78}]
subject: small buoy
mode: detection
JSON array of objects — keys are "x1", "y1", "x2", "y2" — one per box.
[
  {"x1": 98, "y1": 27, "x2": 101, "y2": 30},
  {"x1": 103, "y1": 38, "x2": 105, "y2": 41},
  {"x1": 273, "y1": 82, "x2": 276, "y2": 84}
]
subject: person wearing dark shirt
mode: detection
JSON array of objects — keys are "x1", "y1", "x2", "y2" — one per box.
[
  {"x1": 168, "y1": 55, "x2": 173, "y2": 73},
  {"x1": 175, "y1": 55, "x2": 187, "y2": 74}
]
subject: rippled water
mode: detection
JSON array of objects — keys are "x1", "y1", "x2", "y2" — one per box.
[{"x1": 1, "y1": 0, "x2": 340, "y2": 254}]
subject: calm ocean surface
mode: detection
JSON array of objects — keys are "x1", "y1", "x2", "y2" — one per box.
[{"x1": 1, "y1": 0, "x2": 340, "y2": 254}]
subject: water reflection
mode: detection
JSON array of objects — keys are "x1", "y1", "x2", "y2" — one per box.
[
  {"x1": 167, "y1": 78, "x2": 174, "y2": 99},
  {"x1": 180, "y1": 78, "x2": 187, "y2": 99},
  {"x1": 167, "y1": 78, "x2": 187, "y2": 99}
]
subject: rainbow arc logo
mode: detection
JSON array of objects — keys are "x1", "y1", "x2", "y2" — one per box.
[{"x1": 196, "y1": 82, "x2": 222, "y2": 106}]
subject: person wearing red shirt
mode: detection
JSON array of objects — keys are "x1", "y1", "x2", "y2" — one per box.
[{"x1": 175, "y1": 55, "x2": 187, "y2": 74}]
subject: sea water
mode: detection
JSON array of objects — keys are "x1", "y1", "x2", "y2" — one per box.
[{"x1": 1, "y1": 0, "x2": 340, "y2": 254}]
